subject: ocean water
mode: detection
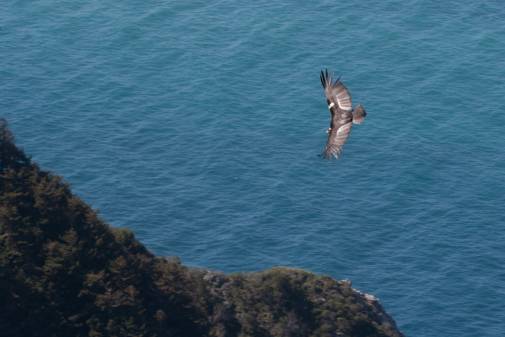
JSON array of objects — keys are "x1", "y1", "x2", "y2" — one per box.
[{"x1": 2, "y1": 0, "x2": 505, "y2": 335}]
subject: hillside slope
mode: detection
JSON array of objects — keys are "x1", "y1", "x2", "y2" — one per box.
[{"x1": 0, "y1": 119, "x2": 403, "y2": 337}]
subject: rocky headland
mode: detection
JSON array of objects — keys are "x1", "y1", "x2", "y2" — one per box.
[{"x1": 0, "y1": 119, "x2": 403, "y2": 337}]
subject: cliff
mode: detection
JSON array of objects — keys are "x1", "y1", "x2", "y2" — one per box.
[{"x1": 0, "y1": 119, "x2": 403, "y2": 337}]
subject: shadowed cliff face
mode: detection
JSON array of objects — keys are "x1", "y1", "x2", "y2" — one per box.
[{"x1": 0, "y1": 119, "x2": 403, "y2": 337}]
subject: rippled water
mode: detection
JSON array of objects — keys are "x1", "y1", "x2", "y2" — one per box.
[{"x1": 2, "y1": 1, "x2": 505, "y2": 335}]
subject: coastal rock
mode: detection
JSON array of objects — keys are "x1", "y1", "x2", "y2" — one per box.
[{"x1": 0, "y1": 119, "x2": 403, "y2": 337}]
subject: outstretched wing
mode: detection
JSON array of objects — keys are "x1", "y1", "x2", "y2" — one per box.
[
  {"x1": 320, "y1": 69, "x2": 352, "y2": 112},
  {"x1": 324, "y1": 113, "x2": 353, "y2": 159}
]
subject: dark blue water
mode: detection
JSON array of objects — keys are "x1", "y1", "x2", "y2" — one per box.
[{"x1": 2, "y1": 1, "x2": 505, "y2": 335}]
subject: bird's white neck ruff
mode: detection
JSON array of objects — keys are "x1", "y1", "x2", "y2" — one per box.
[{"x1": 328, "y1": 102, "x2": 335, "y2": 109}]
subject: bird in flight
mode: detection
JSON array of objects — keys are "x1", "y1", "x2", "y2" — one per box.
[{"x1": 320, "y1": 69, "x2": 367, "y2": 159}]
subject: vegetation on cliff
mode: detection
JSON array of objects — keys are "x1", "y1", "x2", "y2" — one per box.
[{"x1": 0, "y1": 119, "x2": 403, "y2": 337}]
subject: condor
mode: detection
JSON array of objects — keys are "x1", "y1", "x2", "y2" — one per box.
[{"x1": 320, "y1": 69, "x2": 367, "y2": 159}]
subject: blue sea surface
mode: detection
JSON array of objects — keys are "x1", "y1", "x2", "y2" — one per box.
[{"x1": 2, "y1": 1, "x2": 505, "y2": 335}]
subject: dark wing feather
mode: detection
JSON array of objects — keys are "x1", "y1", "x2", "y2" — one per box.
[
  {"x1": 324, "y1": 111, "x2": 353, "y2": 159},
  {"x1": 320, "y1": 69, "x2": 353, "y2": 111}
]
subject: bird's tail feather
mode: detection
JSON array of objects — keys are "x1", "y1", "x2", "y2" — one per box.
[{"x1": 352, "y1": 104, "x2": 367, "y2": 124}]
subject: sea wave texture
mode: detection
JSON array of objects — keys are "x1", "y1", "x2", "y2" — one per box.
[{"x1": 2, "y1": 1, "x2": 505, "y2": 336}]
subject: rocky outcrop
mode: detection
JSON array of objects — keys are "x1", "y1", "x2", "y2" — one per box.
[{"x1": 0, "y1": 119, "x2": 403, "y2": 337}]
